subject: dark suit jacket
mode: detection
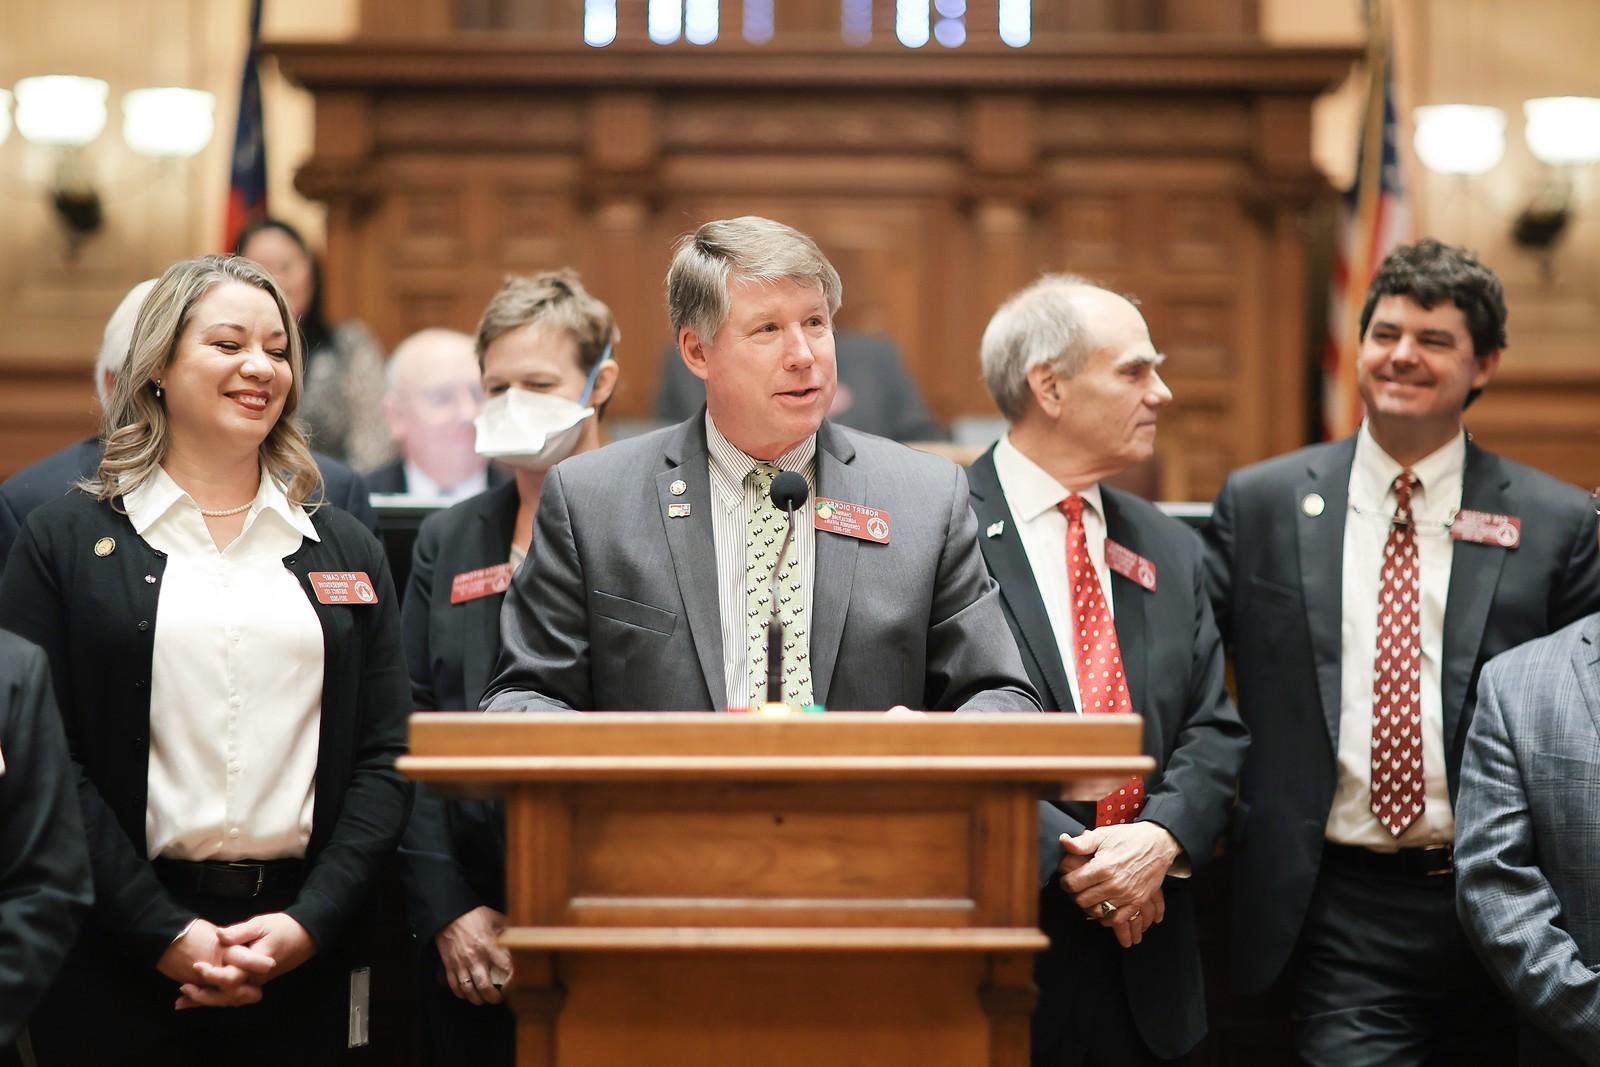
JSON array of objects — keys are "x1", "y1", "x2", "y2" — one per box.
[
  {"x1": 967, "y1": 447, "x2": 1248, "y2": 1060},
  {"x1": 0, "y1": 490, "x2": 412, "y2": 963},
  {"x1": 396, "y1": 480, "x2": 517, "y2": 940},
  {"x1": 654, "y1": 333, "x2": 947, "y2": 443},
  {"x1": 1456, "y1": 616, "x2": 1600, "y2": 1067},
  {"x1": 0, "y1": 632, "x2": 92, "y2": 1049},
  {"x1": 363, "y1": 458, "x2": 510, "y2": 497},
  {"x1": 1203, "y1": 434, "x2": 1600, "y2": 995},
  {"x1": 482, "y1": 416, "x2": 1037, "y2": 713},
  {"x1": 0, "y1": 437, "x2": 379, "y2": 571}
]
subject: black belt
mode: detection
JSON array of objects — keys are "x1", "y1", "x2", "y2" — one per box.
[
  {"x1": 1324, "y1": 841, "x2": 1453, "y2": 878},
  {"x1": 153, "y1": 858, "x2": 307, "y2": 899}
]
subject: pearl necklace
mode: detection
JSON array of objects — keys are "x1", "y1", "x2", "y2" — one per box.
[{"x1": 197, "y1": 501, "x2": 253, "y2": 518}]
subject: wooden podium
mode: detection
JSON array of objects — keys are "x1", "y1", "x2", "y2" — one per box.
[{"x1": 402, "y1": 713, "x2": 1152, "y2": 1067}]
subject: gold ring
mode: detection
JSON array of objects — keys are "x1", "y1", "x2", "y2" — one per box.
[{"x1": 1098, "y1": 900, "x2": 1117, "y2": 918}]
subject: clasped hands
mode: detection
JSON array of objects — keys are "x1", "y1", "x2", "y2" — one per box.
[
  {"x1": 156, "y1": 912, "x2": 316, "y2": 1010},
  {"x1": 1057, "y1": 822, "x2": 1181, "y2": 949}
]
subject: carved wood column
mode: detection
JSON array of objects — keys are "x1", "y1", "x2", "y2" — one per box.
[{"x1": 585, "y1": 92, "x2": 662, "y2": 409}]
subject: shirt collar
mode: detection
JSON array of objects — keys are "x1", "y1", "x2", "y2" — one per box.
[
  {"x1": 993, "y1": 433, "x2": 1105, "y2": 524},
  {"x1": 704, "y1": 412, "x2": 817, "y2": 510},
  {"x1": 1353, "y1": 421, "x2": 1465, "y2": 513},
  {"x1": 123, "y1": 465, "x2": 319, "y2": 542}
]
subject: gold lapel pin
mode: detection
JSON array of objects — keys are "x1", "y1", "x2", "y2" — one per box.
[{"x1": 94, "y1": 536, "x2": 116, "y2": 557}]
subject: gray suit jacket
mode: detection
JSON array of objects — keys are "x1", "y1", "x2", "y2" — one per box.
[
  {"x1": 1457, "y1": 615, "x2": 1600, "y2": 1066},
  {"x1": 482, "y1": 416, "x2": 1039, "y2": 712}
]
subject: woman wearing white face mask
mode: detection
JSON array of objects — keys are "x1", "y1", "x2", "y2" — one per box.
[{"x1": 395, "y1": 270, "x2": 619, "y2": 1067}]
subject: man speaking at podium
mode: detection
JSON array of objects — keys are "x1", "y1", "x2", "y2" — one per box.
[{"x1": 482, "y1": 216, "x2": 1038, "y2": 715}]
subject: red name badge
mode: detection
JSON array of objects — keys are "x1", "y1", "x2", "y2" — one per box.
[
  {"x1": 813, "y1": 498, "x2": 891, "y2": 544},
  {"x1": 308, "y1": 571, "x2": 379, "y2": 605},
  {"x1": 450, "y1": 563, "x2": 514, "y2": 604},
  {"x1": 1104, "y1": 539, "x2": 1157, "y2": 592},
  {"x1": 1451, "y1": 509, "x2": 1522, "y2": 549}
]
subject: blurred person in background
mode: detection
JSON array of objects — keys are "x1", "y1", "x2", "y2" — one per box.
[
  {"x1": 397, "y1": 269, "x2": 620, "y2": 1067},
  {"x1": 235, "y1": 217, "x2": 393, "y2": 472},
  {"x1": 365, "y1": 327, "x2": 507, "y2": 501}
]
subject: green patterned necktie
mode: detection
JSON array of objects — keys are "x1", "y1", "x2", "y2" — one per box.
[{"x1": 744, "y1": 463, "x2": 812, "y2": 706}]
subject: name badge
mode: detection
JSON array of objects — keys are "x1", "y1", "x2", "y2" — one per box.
[
  {"x1": 309, "y1": 571, "x2": 379, "y2": 605},
  {"x1": 1451, "y1": 509, "x2": 1521, "y2": 549},
  {"x1": 450, "y1": 563, "x2": 514, "y2": 604},
  {"x1": 813, "y1": 498, "x2": 891, "y2": 544},
  {"x1": 1104, "y1": 539, "x2": 1157, "y2": 592}
]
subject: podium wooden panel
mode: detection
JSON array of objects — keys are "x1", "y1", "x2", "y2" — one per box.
[{"x1": 402, "y1": 713, "x2": 1152, "y2": 1066}]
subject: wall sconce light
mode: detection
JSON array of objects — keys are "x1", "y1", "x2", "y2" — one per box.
[
  {"x1": 1413, "y1": 96, "x2": 1600, "y2": 278},
  {"x1": 4, "y1": 75, "x2": 214, "y2": 257},
  {"x1": 1412, "y1": 105, "x2": 1505, "y2": 176}
]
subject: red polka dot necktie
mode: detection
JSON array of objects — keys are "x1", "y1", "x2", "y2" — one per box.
[
  {"x1": 1371, "y1": 472, "x2": 1424, "y2": 837},
  {"x1": 1059, "y1": 494, "x2": 1144, "y2": 826}
]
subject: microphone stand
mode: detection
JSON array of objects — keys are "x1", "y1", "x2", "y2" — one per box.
[{"x1": 765, "y1": 499, "x2": 799, "y2": 705}]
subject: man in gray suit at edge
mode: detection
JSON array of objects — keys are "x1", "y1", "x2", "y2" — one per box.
[
  {"x1": 481, "y1": 215, "x2": 1039, "y2": 714},
  {"x1": 1456, "y1": 614, "x2": 1600, "y2": 1065}
]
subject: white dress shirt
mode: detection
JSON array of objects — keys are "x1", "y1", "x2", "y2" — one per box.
[
  {"x1": 706, "y1": 414, "x2": 817, "y2": 709},
  {"x1": 1327, "y1": 423, "x2": 1464, "y2": 850},
  {"x1": 402, "y1": 460, "x2": 489, "y2": 503},
  {"x1": 992, "y1": 433, "x2": 1114, "y2": 713},
  {"x1": 126, "y1": 466, "x2": 325, "y2": 861}
]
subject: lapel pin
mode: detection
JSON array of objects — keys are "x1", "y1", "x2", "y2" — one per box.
[
  {"x1": 669, "y1": 479, "x2": 687, "y2": 497},
  {"x1": 94, "y1": 536, "x2": 116, "y2": 557},
  {"x1": 143, "y1": 574, "x2": 157, "y2": 584},
  {"x1": 986, "y1": 521, "x2": 1005, "y2": 539},
  {"x1": 1301, "y1": 493, "x2": 1325, "y2": 518},
  {"x1": 668, "y1": 502, "x2": 692, "y2": 518}
]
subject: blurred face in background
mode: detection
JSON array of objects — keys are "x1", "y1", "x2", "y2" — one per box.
[
  {"x1": 383, "y1": 329, "x2": 486, "y2": 491},
  {"x1": 239, "y1": 227, "x2": 314, "y2": 321}
]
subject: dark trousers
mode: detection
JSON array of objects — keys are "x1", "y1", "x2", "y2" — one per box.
[
  {"x1": 1032, "y1": 891, "x2": 1188, "y2": 1067},
  {"x1": 1290, "y1": 848, "x2": 1517, "y2": 1067},
  {"x1": 415, "y1": 942, "x2": 514, "y2": 1067},
  {"x1": 29, "y1": 883, "x2": 357, "y2": 1067}
]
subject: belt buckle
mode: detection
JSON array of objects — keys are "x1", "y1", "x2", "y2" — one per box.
[
  {"x1": 224, "y1": 861, "x2": 265, "y2": 898},
  {"x1": 1422, "y1": 846, "x2": 1453, "y2": 877}
]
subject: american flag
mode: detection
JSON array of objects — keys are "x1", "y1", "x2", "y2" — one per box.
[
  {"x1": 1323, "y1": 2, "x2": 1410, "y2": 439},
  {"x1": 223, "y1": 0, "x2": 267, "y2": 250}
]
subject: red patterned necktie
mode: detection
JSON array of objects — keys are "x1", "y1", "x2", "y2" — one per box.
[
  {"x1": 1060, "y1": 494, "x2": 1144, "y2": 826},
  {"x1": 1371, "y1": 472, "x2": 1424, "y2": 837}
]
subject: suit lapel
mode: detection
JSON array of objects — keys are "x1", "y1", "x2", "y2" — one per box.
[
  {"x1": 464, "y1": 481, "x2": 520, "y2": 708},
  {"x1": 1102, "y1": 490, "x2": 1149, "y2": 731},
  {"x1": 1298, "y1": 436, "x2": 1356, "y2": 750},
  {"x1": 659, "y1": 420, "x2": 727, "y2": 710},
  {"x1": 967, "y1": 448, "x2": 1074, "y2": 712},
  {"x1": 1574, "y1": 618, "x2": 1600, "y2": 741},
  {"x1": 1442, "y1": 443, "x2": 1513, "y2": 755},
  {"x1": 810, "y1": 422, "x2": 860, "y2": 708}
]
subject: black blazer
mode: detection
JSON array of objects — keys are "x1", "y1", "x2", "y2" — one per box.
[
  {"x1": 0, "y1": 437, "x2": 379, "y2": 570},
  {"x1": 968, "y1": 447, "x2": 1248, "y2": 1060},
  {"x1": 0, "y1": 632, "x2": 92, "y2": 1048},
  {"x1": 396, "y1": 479, "x2": 518, "y2": 939},
  {"x1": 0, "y1": 489, "x2": 412, "y2": 964},
  {"x1": 1203, "y1": 434, "x2": 1600, "y2": 995}
]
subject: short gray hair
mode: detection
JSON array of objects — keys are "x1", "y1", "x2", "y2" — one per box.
[
  {"x1": 95, "y1": 279, "x2": 158, "y2": 408},
  {"x1": 980, "y1": 274, "x2": 1101, "y2": 422},
  {"x1": 666, "y1": 216, "x2": 843, "y2": 343}
]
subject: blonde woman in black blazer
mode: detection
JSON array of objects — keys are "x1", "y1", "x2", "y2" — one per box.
[{"x1": 0, "y1": 255, "x2": 410, "y2": 1066}]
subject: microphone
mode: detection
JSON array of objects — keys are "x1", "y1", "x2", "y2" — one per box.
[{"x1": 765, "y1": 471, "x2": 810, "y2": 704}]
